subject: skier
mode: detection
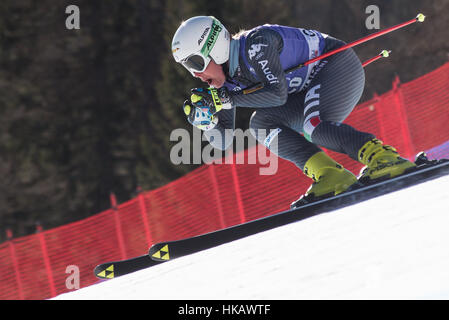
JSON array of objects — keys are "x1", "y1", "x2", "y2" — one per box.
[{"x1": 171, "y1": 16, "x2": 416, "y2": 208}]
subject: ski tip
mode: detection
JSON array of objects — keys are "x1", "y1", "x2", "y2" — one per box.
[
  {"x1": 149, "y1": 243, "x2": 171, "y2": 261},
  {"x1": 94, "y1": 263, "x2": 115, "y2": 279}
]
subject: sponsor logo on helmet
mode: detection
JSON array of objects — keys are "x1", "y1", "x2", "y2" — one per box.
[
  {"x1": 201, "y1": 19, "x2": 223, "y2": 57},
  {"x1": 198, "y1": 27, "x2": 210, "y2": 45},
  {"x1": 172, "y1": 41, "x2": 181, "y2": 54}
]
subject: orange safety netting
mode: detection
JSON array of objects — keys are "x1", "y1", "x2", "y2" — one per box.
[{"x1": 1, "y1": 62, "x2": 448, "y2": 300}]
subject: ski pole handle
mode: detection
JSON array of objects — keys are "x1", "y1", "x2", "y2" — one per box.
[
  {"x1": 243, "y1": 13, "x2": 425, "y2": 94},
  {"x1": 362, "y1": 50, "x2": 391, "y2": 67}
]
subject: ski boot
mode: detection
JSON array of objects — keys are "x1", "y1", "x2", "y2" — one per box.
[
  {"x1": 291, "y1": 152, "x2": 358, "y2": 208},
  {"x1": 357, "y1": 138, "x2": 416, "y2": 184}
]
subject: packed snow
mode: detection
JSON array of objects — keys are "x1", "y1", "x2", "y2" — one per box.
[{"x1": 54, "y1": 174, "x2": 449, "y2": 300}]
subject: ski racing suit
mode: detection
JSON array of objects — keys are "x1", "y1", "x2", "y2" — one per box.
[{"x1": 204, "y1": 24, "x2": 375, "y2": 171}]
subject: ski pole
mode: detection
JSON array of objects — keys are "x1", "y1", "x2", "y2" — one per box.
[
  {"x1": 362, "y1": 49, "x2": 391, "y2": 67},
  {"x1": 243, "y1": 13, "x2": 425, "y2": 94}
]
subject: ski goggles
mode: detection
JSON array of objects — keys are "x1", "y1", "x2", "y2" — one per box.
[
  {"x1": 180, "y1": 53, "x2": 211, "y2": 73},
  {"x1": 179, "y1": 19, "x2": 223, "y2": 74}
]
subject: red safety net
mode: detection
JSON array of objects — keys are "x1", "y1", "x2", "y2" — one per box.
[{"x1": 1, "y1": 62, "x2": 448, "y2": 300}]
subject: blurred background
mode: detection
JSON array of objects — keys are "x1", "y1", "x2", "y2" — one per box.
[{"x1": 0, "y1": 0, "x2": 447, "y2": 242}]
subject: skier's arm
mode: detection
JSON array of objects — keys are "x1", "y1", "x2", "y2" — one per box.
[{"x1": 230, "y1": 28, "x2": 288, "y2": 108}]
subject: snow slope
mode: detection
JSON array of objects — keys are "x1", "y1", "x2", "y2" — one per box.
[{"x1": 54, "y1": 174, "x2": 449, "y2": 300}]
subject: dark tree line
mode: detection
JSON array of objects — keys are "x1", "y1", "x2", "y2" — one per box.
[{"x1": 0, "y1": 0, "x2": 447, "y2": 241}]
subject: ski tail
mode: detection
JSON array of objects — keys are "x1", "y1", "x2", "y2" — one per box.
[
  {"x1": 149, "y1": 244, "x2": 171, "y2": 261},
  {"x1": 94, "y1": 254, "x2": 162, "y2": 279},
  {"x1": 94, "y1": 263, "x2": 116, "y2": 279}
]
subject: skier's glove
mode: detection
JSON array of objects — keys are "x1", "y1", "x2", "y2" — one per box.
[
  {"x1": 190, "y1": 87, "x2": 233, "y2": 114},
  {"x1": 183, "y1": 99, "x2": 218, "y2": 131}
]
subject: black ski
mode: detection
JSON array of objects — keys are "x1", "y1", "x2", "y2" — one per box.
[
  {"x1": 94, "y1": 254, "x2": 163, "y2": 279},
  {"x1": 148, "y1": 153, "x2": 449, "y2": 262}
]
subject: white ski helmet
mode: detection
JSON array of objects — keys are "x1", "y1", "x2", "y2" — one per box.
[{"x1": 172, "y1": 16, "x2": 230, "y2": 75}]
